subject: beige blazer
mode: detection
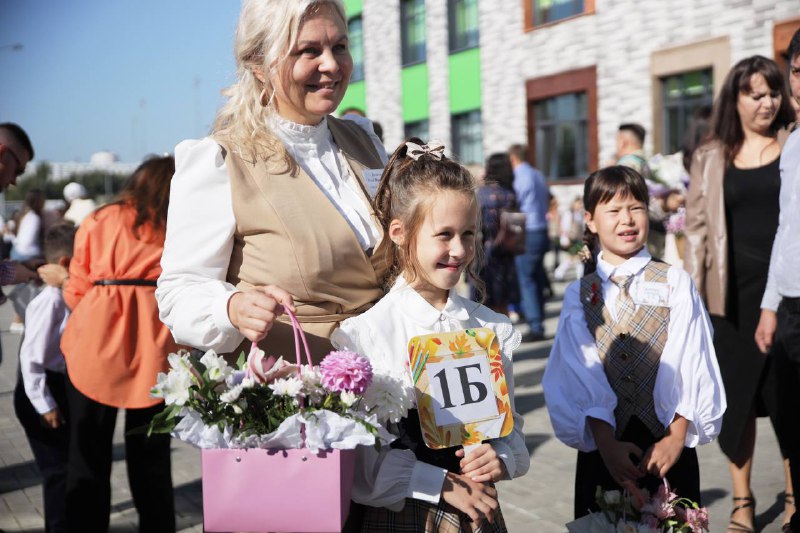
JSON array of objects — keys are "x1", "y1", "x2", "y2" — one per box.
[
  {"x1": 215, "y1": 116, "x2": 388, "y2": 362},
  {"x1": 684, "y1": 129, "x2": 791, "y2": 316}
]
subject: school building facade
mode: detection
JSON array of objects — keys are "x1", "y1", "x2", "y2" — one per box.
[{"x1": 339, "y1": 0, "x2": 799, "y2": 193}]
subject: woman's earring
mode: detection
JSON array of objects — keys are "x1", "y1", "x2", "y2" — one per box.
[{"x1": 259, "y1": 88, "x2": 269, "y2": 107}]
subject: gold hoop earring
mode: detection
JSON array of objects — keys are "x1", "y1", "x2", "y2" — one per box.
[{"x1": 259, "y1": 88, "x2": 269, "y2": 107}]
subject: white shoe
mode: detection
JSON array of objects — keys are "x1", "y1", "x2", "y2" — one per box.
[{"x1": 9, "y1": 322, "x2": 24, "y2": 334}]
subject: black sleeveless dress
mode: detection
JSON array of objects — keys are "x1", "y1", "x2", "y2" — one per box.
[{"x1": 712, "y1": 157, "x2": 785, "y2": 461}]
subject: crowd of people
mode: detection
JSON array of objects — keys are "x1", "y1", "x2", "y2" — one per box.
[{"x1": 1, "y1": 1, "x2": 800, "y2": 532}]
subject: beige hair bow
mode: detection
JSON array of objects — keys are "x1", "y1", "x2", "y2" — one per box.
[{"x1": 405, "y1": 140, "x2": 445, "y2": 161}]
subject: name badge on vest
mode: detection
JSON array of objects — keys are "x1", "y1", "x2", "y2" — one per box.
[
  {"x1": 362, "y1": 168, "x2": 384, "y2": 198},
  {"x1": 634, "y1": 281, "x2": 670, "y2": 307}
]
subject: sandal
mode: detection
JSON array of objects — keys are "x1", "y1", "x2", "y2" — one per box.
[
  {"x1": 783, "y1": 492, "x2": 795, "y2": 532},
  {"x1": 727, "y1": 495, "x2": 755, "y2": 533}
]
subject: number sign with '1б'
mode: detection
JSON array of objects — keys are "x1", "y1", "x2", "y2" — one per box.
[{"x1": 407, "y1": 328, "x2": 514, "y2": 449}]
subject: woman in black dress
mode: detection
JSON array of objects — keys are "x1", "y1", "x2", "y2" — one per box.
[
  {"x1": 685, "y1": 56, "x2": 796, "y2": 533},
  {"x1": 477, "y1": 153, "x2": 520, "y2": 315}
]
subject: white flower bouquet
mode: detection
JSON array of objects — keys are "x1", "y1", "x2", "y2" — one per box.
[
  {"x1": 150, "y1": 311, "x2": 397, "y2": 533},
  {"x1": 148, "y1": 314, "x2": 393, "y2": 453}
]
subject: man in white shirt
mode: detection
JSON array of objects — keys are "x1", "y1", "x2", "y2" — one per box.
[{"x1": 756, "y1": 28, "x2": 800, "y2": 533}]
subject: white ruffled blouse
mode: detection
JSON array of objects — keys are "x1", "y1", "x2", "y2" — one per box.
[
  {"x1": 330, "y1": 278, "x2": 530, "y2": 512},
  {"x1": 542, "y1": 250, "x2": 726, "y2": 453}
]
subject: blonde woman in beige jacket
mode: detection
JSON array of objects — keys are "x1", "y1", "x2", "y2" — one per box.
[{"x1": 157, "y1": 0, "x2": 389, "y2": 365}]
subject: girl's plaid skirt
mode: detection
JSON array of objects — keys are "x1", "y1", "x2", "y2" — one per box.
[{"x1": 361, "y1": 497, "x2": 507, "y2": 533}]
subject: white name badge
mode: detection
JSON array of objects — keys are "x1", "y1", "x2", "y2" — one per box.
[
  {"x1": 426, "y1": 355, "x2": 499, "y2": 427},
  {"x1": 362, "y1": 168, "x2": 384, "y2": 198},
  {"x1": 635, "y1": 281, "x2": 670, "y2": 307}
]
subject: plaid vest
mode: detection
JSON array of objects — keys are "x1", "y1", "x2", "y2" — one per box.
[{"x1": 580, "y1": 260, "x2": 671, "y2": 439}]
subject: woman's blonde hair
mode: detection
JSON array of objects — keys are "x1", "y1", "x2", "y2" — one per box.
[
  {"x1": 212, "y1": 0, "x2": 347, "y2": 164},
  {"x1": 374, "y1": 139, "x2": 485, "y2": 300}
]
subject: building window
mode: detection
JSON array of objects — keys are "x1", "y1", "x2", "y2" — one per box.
[
  {"x1": 349, "y1": 16, "x2": 365, "y2": 82},
  {"x1": 660, "y1": 69, "x2": 713, "y2": 154},
  {"x1": 533, "y1": 93, "x2": 588, "y2": 180},
  {"x1": 401, "y1": 0, "x2": 426, "y2": 66},
  {"x1": 404, "y1": 119, "x2": 430, "y2": 141},
  {"x1": 524, "y1": 0, "x2": 595, "y2": 30},
  {"x1": 448, "y1": 0, "x2": 479, "y2": 53},
  {"x1": 451, "y1": 110, "x2": 483, "y2": 164},
  {"x1": 526, "y1": 66, "x2": 597, "y2": 180}
]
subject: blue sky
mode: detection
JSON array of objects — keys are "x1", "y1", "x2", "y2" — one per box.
[{"x1": 0, "y1": 0, "x2": 242, "y2": 163}]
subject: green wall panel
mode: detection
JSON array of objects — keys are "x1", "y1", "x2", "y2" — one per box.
[
  {"x1": 344, "y1": 0, "x2": 363, "y2": 16},
  {"x1": 339, "y1": 81, "x2": 367, "y2": 115},
  {"x1": 449, "y1": 48, "x2": 481, "y2": 114},
  {"x1": 402, "y1": 63, "x2": 429, "y2": 123}
]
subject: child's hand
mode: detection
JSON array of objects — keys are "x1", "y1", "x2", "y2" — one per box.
[
  {"x1": 37, "y1": 264, "x2": 69, "y2": 288},
  {"x1": 597, "y1": 439, "x2": 643, "y2": 487},
  {"x1": 41, "y1": 408, "x2": 63, "y2": 429},
  {"x1": 640, "y1": 415, "x2": 688, "y2": 478},
  {"x1": 457, "y1": 444, "x2": 507, "y2": 483},
  {"x1": 640, "y1": 435, "x2": 683, "y2": 478},
  {"x1": 441, "y1": 472, "x2": 499, "y2": 525}
]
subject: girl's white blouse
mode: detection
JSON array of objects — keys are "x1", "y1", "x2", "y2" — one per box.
[
  {"x1": 330, "y1": 279, "x2": 530, "y2": 512},
  {"x1": 542, "y1": 250, "x2": 726, "y2": 453},
  {"x1": 155, "y1": 115, "x2": 387, "y2": 353}
]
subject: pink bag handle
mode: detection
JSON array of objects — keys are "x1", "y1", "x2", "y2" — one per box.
[{"x1": 248, "y1": 308, "x2": 313, "y2": 368}]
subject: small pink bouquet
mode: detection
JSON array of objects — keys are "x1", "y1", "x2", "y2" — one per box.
[{"x1": 566, "y1": 480, "x2": 709, "y2": 532}]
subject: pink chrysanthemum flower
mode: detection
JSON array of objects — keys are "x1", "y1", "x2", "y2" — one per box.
[{"x1": 320, "y1": 351, "x2": 373, "y2": 395}]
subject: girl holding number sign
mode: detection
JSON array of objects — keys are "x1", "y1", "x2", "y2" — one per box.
[
  {"x1": 331, "y1": 139, "x2": 529, "y2": 532},
  {"x1": 542, "y1": 166, "x2": 726, "y2": 519}
]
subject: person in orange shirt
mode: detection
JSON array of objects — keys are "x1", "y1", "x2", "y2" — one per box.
[{"x1": 39, "y1": 155, "x2": 179, "y2": 533}]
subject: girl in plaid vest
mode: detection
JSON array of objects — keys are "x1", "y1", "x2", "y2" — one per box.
[
  {"x1": 331, "y1": 139, "x2": 529, "y2": 532},
  {"x1": 542, "y1": 166, "x2": 726, "y2": 518}
]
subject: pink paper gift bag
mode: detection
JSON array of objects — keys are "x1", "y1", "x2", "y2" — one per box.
[{"x1": 201, "y1": 447, "x2": 356, "y2": 533}]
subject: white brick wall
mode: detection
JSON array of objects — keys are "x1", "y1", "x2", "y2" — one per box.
[
  {"x1": 426, "y1": 0, "x2": 452, "y2": 150},
  {"x1": 363, "y1": 0, "x2": 403, "y2": 149},
  {"x1": 362, "y1": 0, "x2": 799, "y2": 166}
]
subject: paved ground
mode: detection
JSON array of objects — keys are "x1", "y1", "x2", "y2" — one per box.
[{"x1": 0, "y1": 279, "x2": 792, "y2": 532}]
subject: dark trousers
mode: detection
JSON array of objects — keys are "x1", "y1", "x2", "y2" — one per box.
[
  {"x1": 574, "y1": 416, "x2": 700, "y2": 519},
  {"x1": 773, "y1": 298, "x2": 800, "y2": 531},
  {"x1": 65, "y1": 375, "x2": 175, "y2": 533},
  {"x1": 515, "y1": 228, "x2": 550, "y2": 335},
  {"x1": 13, "y1": 370, "x2": 69, "y2": 533}
]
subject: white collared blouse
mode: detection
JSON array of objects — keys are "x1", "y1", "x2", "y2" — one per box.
[
  {"x1": 330, "y1": 278, "x2": 530, "y2": 512},
  {"x1": 542, "y1": 249, "x2": 726, "y2": 453},
  {"x1": 19, "y1": 286, "x2": 69, "y2": 415}
]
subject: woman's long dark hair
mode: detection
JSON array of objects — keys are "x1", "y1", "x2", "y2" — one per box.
[
  {"x1": 709, "y1": 55, "x2": 795, "y2": 164},
  {"x1": 104, "y1": 155, "x2": 175, "y2": 239}
]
